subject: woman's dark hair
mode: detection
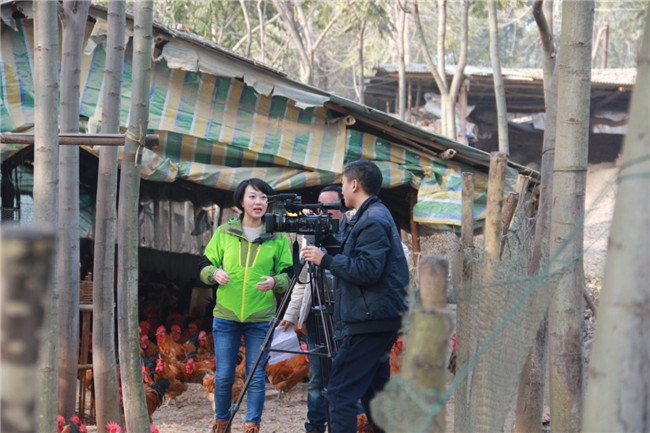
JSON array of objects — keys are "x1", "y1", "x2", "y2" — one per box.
[
  {"x1": 343, "y1": 160, "x2": 383, "y2": 196},
  {"x1": 233, "y1": 178, "x2": 274, "y2": 212}
]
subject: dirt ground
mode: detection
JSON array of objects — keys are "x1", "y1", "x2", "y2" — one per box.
[{"x1": 86, "y1": 162, "x2": 616, "y2": 433}]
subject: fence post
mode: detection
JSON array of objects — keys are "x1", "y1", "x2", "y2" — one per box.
[
  {"x1": 1, "y1": 225, "x2": 56, "y2": 432},
  {"x1": 372, "y1": 254, "x2": 451, "y2": 432}
]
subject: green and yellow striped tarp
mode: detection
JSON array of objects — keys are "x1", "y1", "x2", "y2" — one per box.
[{"x1": 1, "y1": 15, "x2": 514, "y2": 228}]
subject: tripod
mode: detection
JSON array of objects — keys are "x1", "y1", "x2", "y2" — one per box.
[{"x1": 225, "y1": 239, "x2": 338, "y2": 432}]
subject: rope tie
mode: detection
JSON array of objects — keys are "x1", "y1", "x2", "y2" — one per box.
[{"x1": 126, "y1": 121, "x2": 145, "y2": 167}]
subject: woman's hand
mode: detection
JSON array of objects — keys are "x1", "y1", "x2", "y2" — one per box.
[
  {"x1": 278, "y1": 320, "x2": 294, "y2": 331},
  {"x1": 213, "y1": 269, "x2": 231, "y2": 285},
  {"x1": 256, "y1": 276, "x2": 275, "y2": 292}
]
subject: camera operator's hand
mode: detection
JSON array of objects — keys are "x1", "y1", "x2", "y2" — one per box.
[
  {"x1": 213, "y1": 269, "x2": 230, "y2": 285},
  {"x1": 278, "y1": 320, "x2": 294, "y2": 331},
  {"x1": 256, "y1": 276, "x2": 275, "y2": 292},
  {"x1": 301, "y1": 245, "x2": 324, "y2": 266}
]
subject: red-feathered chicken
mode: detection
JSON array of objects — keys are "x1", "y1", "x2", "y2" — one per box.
[
  {"x1": 57, "y1": 414, "x2": 87, "y2": 433},
  {"x1": 105, "y1": 421, "x2": 122, "y2": 433},
  {"x1": 155, "y1": 325, "x2": 186, "y2": 362},
  {"x1": 184, "y1": 355, "x2": 216, "y2": 383},
  {"x1": 356, "y1": 413, "x2": 375, "y2": 433},
  {"x1": 201, "y1": 350, "x2": 246, "y2": 410},
  {"x1": 144, "y1": 377, "x2": 170, "y2": 421},
  {"x1": 152, "y1": 354, "x2": 187, "y2": 405},
  {"x1": 389, "y1": 335, "x2": 404, "y2": 376},
  {"x1": 140, "y1": 332, "x2": 159, "y2": 359},
  {"x1": 196, "y1": 330, "x2": 214, "y2": 361},
  {"x1": 265, "y1": 348, "x2": 310, "y2": 404}
]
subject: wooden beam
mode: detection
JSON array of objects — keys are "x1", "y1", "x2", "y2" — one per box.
[{"x1": 0, "y1": 132, "x2": 159, "y2": 147}]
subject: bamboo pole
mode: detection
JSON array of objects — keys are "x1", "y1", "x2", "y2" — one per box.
[
  {"x1": 371, "y1": 255, "x2": 451, "y2": 433},
  {"x1": 1, "y1": 225, "x2": 56, "y2": 433},
  {"x1": 0, "y1": 132, "x2": 159, "y2": 147}
]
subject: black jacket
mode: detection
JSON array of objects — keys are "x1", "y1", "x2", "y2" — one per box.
[{"x1": 320, "y1": 196, "x2": 409, "y2": 336}]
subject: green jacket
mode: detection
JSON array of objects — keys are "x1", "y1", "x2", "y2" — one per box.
[{"x1": 200, "y1": 217, "x2": 293, "y2": 322}]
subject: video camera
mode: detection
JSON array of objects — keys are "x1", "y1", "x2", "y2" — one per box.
[{"x1": 264, "y1": 193, "x2": 340, "y2": 237}]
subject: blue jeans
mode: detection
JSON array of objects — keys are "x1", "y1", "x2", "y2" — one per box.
[
  {"x1": 305, "y1": 312, "x2": 329, "y2": 432},
  {"x1": 327, "y1": 332, "x2": 397, "y2": 433},
  {"x1": 212, "y1": 317, "x2": 270, "y2": 424}
]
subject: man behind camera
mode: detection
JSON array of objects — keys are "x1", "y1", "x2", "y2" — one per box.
[
  {"x1": 301, "y1": 160, "x2": 409, "y2": 433},
  {"x1": 278, "y1": 185, "x2": 345, "y2": 433}
]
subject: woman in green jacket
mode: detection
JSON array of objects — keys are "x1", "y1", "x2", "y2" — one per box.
[{"x1": 199, "y1": 178, "x2": 293, "y2": 433}]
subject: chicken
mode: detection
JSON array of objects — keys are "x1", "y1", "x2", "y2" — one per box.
[
  {"x1": 139, "y1": 320, "x2": 153, "y2": 340},
  {"x1": 180, "y1": 321, "x2": 199, "y2": 342},
  {"x1": 155, "y1": 325, "x2": 186, "y2": 362},
  {"x1": 202, "y1": 371, "x2": 216, "y2": 412},
  {"x1": 184, "y1": 354, "x2": 216, "y2": 383},
  {"x1": 265, "y1": 351, "x2": 310, "y2": 404},
  {"x1": 57, "y1": 414, "x2": 87, "y2": 433},
  {"x1": 232, "y1": 356, "x2": 246, "y2": 403},
  {"x1": 389, "y1": 335, "x2": 404, "y2": 376},
  {"x1": 104, "y1": 421, "x2": 122, "y2": 433},
  {"x1": 144, "y1": 377, "x2": 170, "y2": 421},
  {"x1": 196, "y1": 330, "x2": 214, "y2": 361},
  {"x1": 57, "y1": 415, "x2": 66, "y2": 433},
  {"x1": 153, "y1": 354, "x2": 187, "y2": 405},
  {"x1": 201, "y1": 353, "x2": 246, "y2": 411},
  {"x1": 140, "y1": 331, "x2": 159, "y2": 359},
  {"x1": 356, "y1": 413, "x2": 375, "y2": 433}
]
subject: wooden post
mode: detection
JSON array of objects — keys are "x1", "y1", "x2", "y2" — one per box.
[
  {"x1": 500, "y1": 191, "x2": 520, "y2": 256},
  {"x1": 455, "y1": 171, "x2": 475, "y2": 433},
  {"x1": 371, "y1": 255, "x2": 451, "y2": 432},
  {"x1": 468, "y1": 151, "x2": 507, "y2": 430},
  {"x1": 513, "y1": 174, "x2": 531, "y2": 219},
  {"x1": 1, "y1": 225, "x2": 56, "y2": 433},
  {"x1": 409, "y1": 191, "x2": 421, "y2": 267},
  {"x1": 483, "y1": 152, "x2": 508, "y2": 279}
]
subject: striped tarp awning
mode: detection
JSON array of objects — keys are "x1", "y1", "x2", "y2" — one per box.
[{"x1": 1, "y1": 16, "x2": 513, "y2": 228}]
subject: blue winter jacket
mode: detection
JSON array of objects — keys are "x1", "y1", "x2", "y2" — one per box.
[{"x1": 320, "y1": 195, "x2": 409, "y2": 336}]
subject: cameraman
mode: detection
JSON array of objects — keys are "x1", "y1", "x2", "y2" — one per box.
[
  {"x1": 301, "y1": 160, "x2": 409, "y2": 433},
  {"x1": 278, "y1": 185, "x2": 345, "y2": 433}
]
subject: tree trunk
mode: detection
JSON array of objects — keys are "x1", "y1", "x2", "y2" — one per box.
[
  {"x1": 92, "y1": 1, "x2": 126, "y2": 429},
  {"x1": 117, "y1": 1, "x2": 154, "y2": 431},
  {"x1": 548, "y1": 1, "x2": 593, "y2": 431},
  {"x1": 1, "y1": 227, "x2": 56, "y2": 433},
  {"x1": 32, "y1": 1, "x2": 60, "y2": 430},
  {"x1": 357, "y1": 19, "x2": 366, "y2": 104},
  {"x1": 397, "y1": 3, "x2": 406, "y2": 120},
  {"x1": 414, "y1": 0, "x2": 468, "y2": 139},
  {"x1": 56, "y1": 0, "x2": 90, "y2": 418},
  {"x1": 582, "y1": 10, "x2": 650, "y2": 432},
  {"x1": 514, "y1": 1, "x2": 557, "y2": 431},
  {"x1": 487, "y1": 0, "x2": 509, "y2": 155},
  {"x1": 239, "y1": 0, "x2": 252, "y2": 57}
]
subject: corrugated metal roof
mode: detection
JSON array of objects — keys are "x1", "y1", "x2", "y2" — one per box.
[{"x1": 376, "y1": 64, "x2": 637, "y2": 86}]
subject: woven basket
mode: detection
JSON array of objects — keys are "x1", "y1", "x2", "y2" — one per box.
[{"x1": 80, "y1": 273, "x2": 93, "y2": 304}]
